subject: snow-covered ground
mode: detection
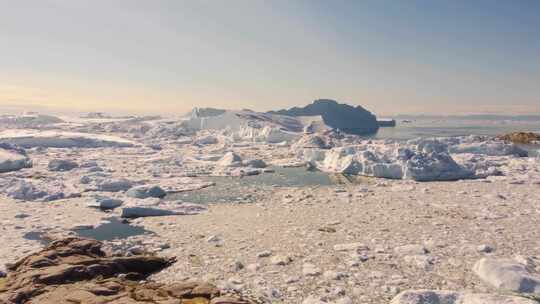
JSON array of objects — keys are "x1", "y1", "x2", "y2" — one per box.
[{"x1": 0, "y1": 110, "x2": 539, "y2": 303}]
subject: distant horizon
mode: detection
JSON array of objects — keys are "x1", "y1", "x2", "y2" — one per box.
[{"x1": 1, "y1": 99, "x2": 540, "y2": 120}]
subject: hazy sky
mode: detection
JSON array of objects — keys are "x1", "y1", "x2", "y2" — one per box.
[{"x1": 1, "y1": 0, "x2": 539, "y2": 116}]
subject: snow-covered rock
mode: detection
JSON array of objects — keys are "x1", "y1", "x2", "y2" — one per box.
[
  {"x1": 0, "y1": 147, "x2": 32, "y2": 173},
  {"x1": 0, "y1": 130, "x2": 136, "y2": 148}
]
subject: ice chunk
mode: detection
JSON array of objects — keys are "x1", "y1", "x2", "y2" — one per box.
[
  {"x1": 404, "y1": 152, "x2": 474, "y2": 181},
  {"x1": 87, "y1": 196, "x2": 123, "y2": 209},
  {"x1": 0, "y1": 147, "x2": 32, "y2": 173},
  {"x1": 126, "y1": 185, "x2": 167, "y2": 199},
  {"x1": 216, "y1": 152, "x2": 243, "y2": 167}
]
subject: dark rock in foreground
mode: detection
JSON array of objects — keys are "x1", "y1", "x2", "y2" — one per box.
[
  {"x1": 269, "y1": 99, "x2": 379, "y2": 135},
  {"x1": 0, "y1": 238, "x2": 257, "y2": 304}
]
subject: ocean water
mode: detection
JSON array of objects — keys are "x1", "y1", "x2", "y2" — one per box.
[
  {"x1": 372, "y1": 118, "x2": 540, "y2": 140},
  {"x1": 372, "y1": 118, "x2": 540, "y2": 157}
]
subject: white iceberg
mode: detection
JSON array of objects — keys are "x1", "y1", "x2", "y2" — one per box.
[
  {"x1": 0, "y1": 130, "x2": 136, "y2": 148},
  {"x1": 305, "y1": 138, "x2": 474, "y2": 181}
]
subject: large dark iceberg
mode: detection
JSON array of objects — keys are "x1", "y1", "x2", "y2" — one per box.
[{"x1": 269, "y1": 99, "x2": 379, "y2": 135}]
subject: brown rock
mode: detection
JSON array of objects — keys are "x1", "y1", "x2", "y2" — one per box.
[
  {"x1": 497, "y1": 132, "x2": 540, "y2": 144},
  {"x1": 0, "y1": 238, "x2": 258, "y2": 304}
]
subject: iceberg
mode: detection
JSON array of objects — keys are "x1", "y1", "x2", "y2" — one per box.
[
  {"x1": 301, "y1": 138, "x2": 475, "y2": 181},
  {"x1": 270, "y1": 99, "x2": 379, "y2": 135},
  {"x1": 0, "y1": 130, "x2": 136, "y2": 148}
]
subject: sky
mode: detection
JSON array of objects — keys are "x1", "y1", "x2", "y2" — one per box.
[{"x1": 1, "y1": 0, "x2": 539, "y2": 116}]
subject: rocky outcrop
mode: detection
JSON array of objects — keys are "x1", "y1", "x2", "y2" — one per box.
[
  {"x1": 270, "y1": 99, "x2": 379, "y2": 135},
  {"x1": 0, "y1": 238, "x2": 257, "y2": 304},
  {"x1": 497, "y1": 132, "x2": 540, "y2": 144}
]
